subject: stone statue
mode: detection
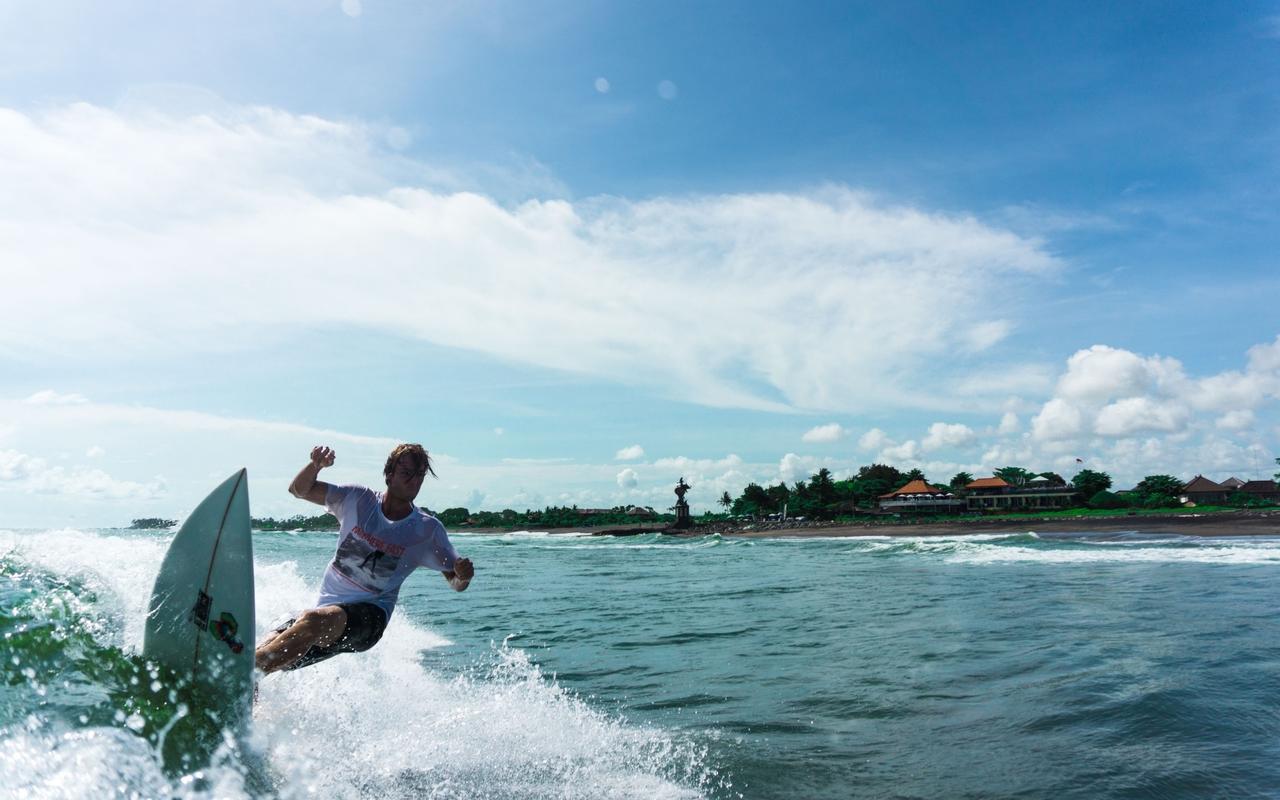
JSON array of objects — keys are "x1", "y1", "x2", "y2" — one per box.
[{"x1": 672, "y1": 477, "x2": 692, "y2": 529}]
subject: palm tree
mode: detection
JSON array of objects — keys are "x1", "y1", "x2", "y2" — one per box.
[{"x1": 719, "y1": 491, "x2": 732, "y2": 512}]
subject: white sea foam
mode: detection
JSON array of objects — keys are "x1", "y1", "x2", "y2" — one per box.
[
  {"x1": 948, "y1": 538, "x2": 1280, "y2": 565},
  {"x1": 0, "y1": 529, "x2": 713, "y2": 799}
]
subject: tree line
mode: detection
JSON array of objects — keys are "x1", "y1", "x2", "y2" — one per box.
[
  {"x1": 128, "y1": 458, "x2": 1280, "y2": 531},
  {"x1": 713, "y1": 463, "x2": 1276, "y2": 520},
  {"x1": 132, "y1": 505, "x2": 674, "y2": 532}
]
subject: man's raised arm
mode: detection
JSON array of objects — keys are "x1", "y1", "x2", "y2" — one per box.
[{"x1": 289, "y1": 445, "x2": 336, "y2": 506}]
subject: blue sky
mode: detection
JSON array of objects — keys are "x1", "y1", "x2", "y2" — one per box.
[{"x1": 2, "y1": 1, "x2": 1278, "y2": 526}]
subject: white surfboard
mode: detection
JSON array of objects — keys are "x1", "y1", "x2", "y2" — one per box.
[{"x1": 143, "y1": 468, "x2": 255, "y2": 729}]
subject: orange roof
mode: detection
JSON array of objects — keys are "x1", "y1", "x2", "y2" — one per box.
[
  {"x1": 880, "y1": 479, "x2": 944, "y2": 498},
  {"x1": 965, "y1": 477, "x2": 1010, "y2": 489}
]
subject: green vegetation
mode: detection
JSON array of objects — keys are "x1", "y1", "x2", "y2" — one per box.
[
  {"x1": 1133, "y1": 474, "x2": 1183, "y2": 499},
  {"x1": 146, "y1": 457, "x2": 1280, "y2": 534},
  {"x1": 1087, "y1": 490, "x2": 1126, "y2": 509},
  {"x1": 1072, "y1": 469, "x2": 1112, "y2": 501},
  {"x1": 994, "y1": 466, "x2": 1036, "y2": 486},
  {"x1": 1226, "y1": 491, "x2": 1277, "y2": 509},
  {"x1": 251, "y1": 514, "x2": 338, "y2": 531},
  {"x1": 128, "y1": 518, "x2": 176, "y2": 529},
  {"x1": 451, "y1": 505, "x2": 672, "y2": 530},
  {"x1": 715, "y1": 463, "x2": 1277, "y2": 524}
]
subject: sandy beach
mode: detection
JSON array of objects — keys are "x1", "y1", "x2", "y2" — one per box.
[
  {"x1": 460, "y1": 510, "x2": 1280, "y2": 539},
  {"x1": 718, "y1": 509, "x2": 1280, "y2": 539}
]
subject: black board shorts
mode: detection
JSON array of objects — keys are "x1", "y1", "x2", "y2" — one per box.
[{"x1": 274, "y1": 602, "x2": 388, "y2": 671}]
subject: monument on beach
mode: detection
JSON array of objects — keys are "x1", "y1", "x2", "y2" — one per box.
[{"x1": 673, "y1": 477, "x2": 692, "y2": 529}]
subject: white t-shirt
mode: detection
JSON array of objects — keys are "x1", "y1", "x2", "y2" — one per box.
[{"x1": 315, "y1": 483, "x2": 459, "y2": 617}]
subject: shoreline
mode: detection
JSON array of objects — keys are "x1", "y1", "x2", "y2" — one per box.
[{"x1": 456, "y1": 510, "x2": 1280, "y2": 539}]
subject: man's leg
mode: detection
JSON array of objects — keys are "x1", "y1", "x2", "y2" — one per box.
[{"x1": 254, "y1": 605, "x2": 348, "y2": 674}]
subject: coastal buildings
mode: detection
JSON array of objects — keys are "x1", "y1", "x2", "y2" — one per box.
[
  {"x1": 877, "y1": 479, "x2": 965, "y2": 513},
  {"x1": 1179, "y1": 476, "x2": 1280, "y2": 505},
  {"x1": 873, "y1": 472, "x2": 1278, "y2": 516},
  {"x1": 1180, "y1": 475, "x2": 1231, "y2": 505},
  {"x1": 962, "y1": 477, "x2": 1077, "y2": 512},
  {"x1": 1239, "y1": 480, "x2": 1280, "y2": 503}
]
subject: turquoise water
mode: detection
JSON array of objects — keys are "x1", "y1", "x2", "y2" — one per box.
[{"x1": 2, "y1": 527, "x2": 1279, "y2": 798}]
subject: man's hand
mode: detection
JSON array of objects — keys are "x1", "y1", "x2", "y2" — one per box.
[
  {"x1": 310, "y1": 446, "x2": 336, "y2": 469},
  {"x1": 454, "y1": 558, "x2": 474, "y2": 582},
  {"x1": 445, "y1": 557, "x2": 474, "y2": 591},
  {"x1": 290, "y1": 446, "x2": 335, "y2": 504}
]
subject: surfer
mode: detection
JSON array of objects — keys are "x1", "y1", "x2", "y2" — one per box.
[{"x1": 254, "y1": 443, "x2": 474, "y2": 674}]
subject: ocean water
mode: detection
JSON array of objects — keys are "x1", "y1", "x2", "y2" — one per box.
[{"x1": 2, "y1": 527, "x2": 1279, "y2": 799}]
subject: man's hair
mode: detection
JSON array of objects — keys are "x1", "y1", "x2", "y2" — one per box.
[{"x1": 383, "y1": 443, "x2": 436, "y2": 481}]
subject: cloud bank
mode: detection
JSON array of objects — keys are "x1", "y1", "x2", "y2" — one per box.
[{"x1": 1, "y1": 102, "x2": 1055, "y2": 414}]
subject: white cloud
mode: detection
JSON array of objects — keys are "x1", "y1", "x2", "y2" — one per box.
[
  {"x1": 1029, "y1": 339, "x2": 1280, "y2": 444},
  {"x1": 0, "y1": 449, "x2": 37, "y2": 481},
  {"x1": 0, "y1": 102, "x2": 1057, "y2": 413},
  {"x1": 858, "y1": 428, "x2": 890, "y2": 451},
  {"x1": 615, "y1": 444, "x2": 645, "y2": 460},
  {"x1": 1055, "y1": 345, "x2": 1187, "y2": 403},
  {"x1": 997, "y1": 412, "x2": 1020, "y2": 435},
  {"x1": 657, "y1": 80, "x2": 678, "y2": 100},
  {"x1": 653, "y1": 454, "x2": 743, "y2": 472},
  {"x1": 340, "y1": 0, "x2": 362, "y2": 18},
  {"x1": 0, "y1": 394, "x2": 410, "y2": 524},
  {"x1": 964, "y1": 320, "x2": 1012, "y2": 351},
  {"x1": 25, "y1": 390, "x2": 88, "y2": 405},
  {"x1": 950, "y1": 364, "x2": 1055, "y2": 397},
  {"x1": 501, "y1": 457, "x2": 573, "y2": 465},
  {"x1": 922, "y1": 422, "x2": 976, "y2": 450},
  {"x1": 1093, "y1": 397, "x2": 1189, "y2": 437},
  {"x1": 8, "y1": 396, "x2": 398, "y2": 448},
  {"x1": 594, "y1": 77, "x2": 610, "y2": 94},
  {"x1": 1216, "y1": 409, "x2": 1255, "y2": 431},
  {"x1": 493, "y1": 427, "x2": 505, "y2": 436},
  {"x1": 779, "y1": 452, "x2": 819, "y2": 484},
  {"x1": 1031, "y1": 398, "x2": 1086, "y2": 441},
  {"x1": 0, "y1": 447, "x2": 163, "y2": 500},
  {"x1": 616, "y1": 468, "x2": 639, "y2": 489},
  {"x1": 802, "y1": 423, "x2": 848, "y2": 444},
  {"x1": 880, "y1": 440, "x2": 920, "y2": 462}
]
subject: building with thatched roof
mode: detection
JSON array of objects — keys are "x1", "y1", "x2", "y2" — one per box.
[
  {"x1": 1180, "y1": 475, "x2": 1230, "y2": 505},
  {"x1": 1239, "y1": 480, "x2": 1280, "y2": 503}
]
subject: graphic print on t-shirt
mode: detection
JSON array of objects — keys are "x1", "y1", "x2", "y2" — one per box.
[{"x1": 332, "y1": 524, "x2": 404, "y2": 590}]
